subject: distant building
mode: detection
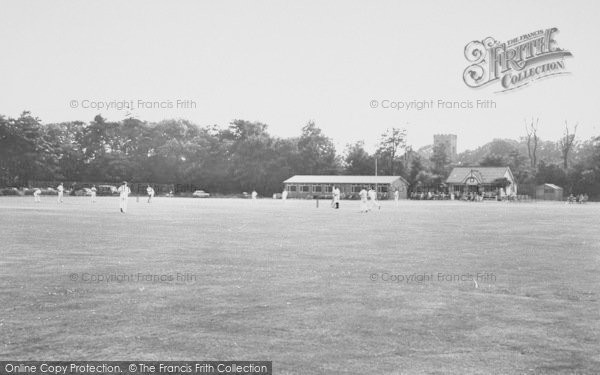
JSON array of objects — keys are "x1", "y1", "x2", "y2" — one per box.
[
  {"x1": 283, "y1": 175, "x2": 409, "y2": 199},
  {"x1": 433, "y1": 134, "x2": 457, "y2": 161},
  {"x1": 416, "y1": 134, "x2": 457, "y2": 162},
  {"x1": 446, "y1": 167, "x2": 517, "y2": 196},
  {"x1": 535, "y1": 183, "x2": 563, "y2": 201}
]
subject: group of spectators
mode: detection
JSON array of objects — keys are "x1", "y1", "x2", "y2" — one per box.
[
  {"x1": 409, "y1": 191, "x2": 517, "y2": 202},
  {"x1": 566, "y1": 194, "x2": 589, "y2": 204},
  {"x1": 410, "y1": 191, "x2": 451, "y2": 200}
]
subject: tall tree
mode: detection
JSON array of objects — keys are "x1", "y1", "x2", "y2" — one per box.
[
  {"x1": 558, "y1": 121, "x2": 578, "y2": 169},
  {"x1": 0, "y1": 112, "x2": 52, "y2": 185},
  {"x1": 525, "y1": 118, "x2": 539, "y2": 169},
  {"x1": 226, "y1": 120, "x2": 274, "y2": 192},
  {"x1": 408, "y1": 156, "x2": 425, "y2": 191},
  {"x1": 44, "y1": 121, "x2": 87, "y2": 181},
  {"x1": 480, "y1": 153, "x2": 506, "y2": 167},
  {"x1": 344, "y1": 141, "x2": 375, "y2": 175},
  {"x1": 376, "y1": 128, "x2": 407, "y2": 175},
  {"x1": 297, "y1": 121, "x2": 339, "y2": 174}
]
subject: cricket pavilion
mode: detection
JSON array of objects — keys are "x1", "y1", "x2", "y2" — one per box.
[
  {"x1": 283, "y1": 175, "x2": 409, "y2": 199},
  {"x1": 446, "y1": 167, "x2": 517, "y2": 197}
]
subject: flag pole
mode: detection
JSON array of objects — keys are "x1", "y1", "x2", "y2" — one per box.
[{"x1": 375, "y1": 158, "x2": 378, "y2": 195}]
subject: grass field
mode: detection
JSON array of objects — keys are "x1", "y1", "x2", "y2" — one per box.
[{"x1": 1, "y1": 196, "x2": 599, "y2": 374}]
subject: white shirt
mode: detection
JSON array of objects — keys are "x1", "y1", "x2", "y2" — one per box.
[
  {"x1": 147, "y1": 187, "x2": 154, "y2": 195},
  {"x1": 333, "y1": 188, "x2": 341, "y2": 202},
  {"x1": 359, "y1": 189, "x2": 367, "y2": 201},
  {"x1": 118, "y1": 185, "x2": 131, "y2": 198},
  {"x1": 57, "y1": 185, "x2": 64, "y2": 193},
  {"x1": 368, "y1": 190, "x2": 376, "y2": 200}
]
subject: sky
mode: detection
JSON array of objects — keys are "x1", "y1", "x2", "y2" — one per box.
[{"x1": 1, "y1": 0, "x2": 599, "y2": 153}]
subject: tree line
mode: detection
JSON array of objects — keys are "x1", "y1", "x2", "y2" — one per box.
[{"x1": 1, "y1": 112, "x2": 599, "y2": 198}]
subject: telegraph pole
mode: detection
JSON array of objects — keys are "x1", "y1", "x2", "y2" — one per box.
[{"x1": 375, "y1": 158, "x2": 378, "y2": 195}]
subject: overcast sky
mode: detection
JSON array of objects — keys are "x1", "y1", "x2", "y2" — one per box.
[{"x1": 1, "y1": 0, "x2": 599, "y2": 152}]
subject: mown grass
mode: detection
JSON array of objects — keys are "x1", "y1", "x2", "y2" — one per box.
[{"x1": 0, "y1": 197, "x2": 599, "y2": 374}]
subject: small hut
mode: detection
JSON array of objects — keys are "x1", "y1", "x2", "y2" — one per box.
[{"x1": 535, "y1": 183, "x2": 564, "y2": 201}]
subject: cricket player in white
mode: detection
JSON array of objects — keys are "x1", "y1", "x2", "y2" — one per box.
[
  {"x1": 359, "y1": 187, "x2": 368, "y2": 213},
  {"x1": 90, "y1": 185, "x2": 97, "y2": 203},
  {"x1": 332, "y1": 186, "x2": 341, "y2": 209},
  {"x1": 57, "y1": 183, "x2": 64, "y2": 203},
  {"x1": 252, "y1": 190, "x2": 258, "y2": 200},
  {"x1": 118, "y1": 181, "x2": 131, "y2": 213},
  {"x1": 394, "y1": 189, "x2": 400, "y2": 206},
  {"x1": 368, "y1": 187, "x2": 380, "y2": 210},
  {"x1": 33, "y1": 188, "x2": 41, "y2": 202},
  {"x1": 282, "y1": 189, "x2": 288, "y2": 202},
  {"x1": 146, "y1": 185, "x2": 155, "y2": 203}
]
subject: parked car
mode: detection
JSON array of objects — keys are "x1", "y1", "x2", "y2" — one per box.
[
  {"x1": 97, "y1": 185, "x2": 118, "y2": 196},
  {"x1": 192, "y1": 190, "x2": 210, "y2": 198},
  {"x1": 0, "y1": 187, "x2": 21, "y2": 196},
  {"x1": 74, "y1": 188, "x2": 93, "y2": 196}
]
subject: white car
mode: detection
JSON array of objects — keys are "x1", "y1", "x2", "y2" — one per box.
[
  {"x1": 192, "y1": 190, "x2": 210, "y2": 198},
  {"x1": 74, "y1": 188, "x2": 93, "y2": 196}
]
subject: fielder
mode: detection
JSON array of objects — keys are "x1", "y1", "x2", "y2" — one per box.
[
  {"x1": 282, "y1": 189, "x2": 288, "y2": 202},
  {"x1": 368, "y1": 187, "x2": 381, "y2": 210},
  {"x1": 359, "y1": 187, "x2": 368, "y2": 213},
  {"x1": 57, "y1": 183, "x2": 64, "y2": 203},
  {"x1": 90, "y1": 185, "x2": 97, "y2": 203},
  {"x1": 33, "y1": 188, "x2": 41, "y2": 202},
  {"x1": 394, "y1": 189, "x2": 400, "y2": 206},
  {"x1": 118, "y1": 181, "x2": 131, "y2": 213},
  {"x1": 252, "y1": 190, "x2": 258, "y2": 201},
  {"x1": 146, "y1": 185, "x2": 155, "y2": 203},
  {"x1": 332, "y1": 186, "x2": 341, "y2": 209}
]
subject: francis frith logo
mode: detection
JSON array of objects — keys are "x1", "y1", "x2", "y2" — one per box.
[{"x1": 463, "y1": 28, "x2": 572, "y2": 92}]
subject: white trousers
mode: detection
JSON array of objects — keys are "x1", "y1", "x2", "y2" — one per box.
[
  {"x1": 360, "y1": 200, "x2": 368, "y2": 212},
  {"x1": 369, "y1": 199, "x2": 379, "y2": 209},
  {"x1": 120, "y1": 196, "x2": 128, "y2": 212}
]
